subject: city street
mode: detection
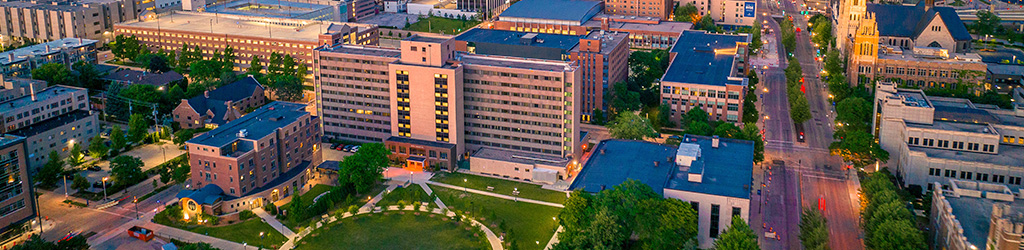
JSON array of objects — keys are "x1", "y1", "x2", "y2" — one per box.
[{"x1": 755, "y1": 0, "x2": 865, "y2": 249}]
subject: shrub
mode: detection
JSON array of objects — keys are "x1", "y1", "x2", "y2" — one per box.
[
  {"x1": 239, "y1": 210, "x2": 256, "y2": 220},
  {"x1": 347, "y1": 205, "x2": 360, "y2": 215}
]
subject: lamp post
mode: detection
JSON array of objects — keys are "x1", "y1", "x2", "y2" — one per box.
[
  {"x1": 101, "y1": 177, "x2": 109, "y2": 201},
  {"x1": 63, "y1": 175, "x2": 68, "y2": 200},
  {"x1": 512, "y1": 187, "x2": 519, "y2": 202},
  {"x1": 463, "y1": 178, "x2": 467, "y2": 195},
  {"x1": 259, "y1": 231, "x2": 265, "y2": 250},
  {"x1": 133, "y1": 197, "x2": 139, "y2": 219}
]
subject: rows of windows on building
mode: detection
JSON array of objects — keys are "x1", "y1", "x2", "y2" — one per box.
[{"x1": 690, "y1": 201, "x2": 743, "y2": 239}]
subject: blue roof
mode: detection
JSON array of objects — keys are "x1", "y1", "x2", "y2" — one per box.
[
  {"x1": 186, "y1": 101, "x2": 309, "y2": 147},
  {"x1": 570, "y1": 140, "x2": 679, "y2": 195},
  {"x1": 867, "y1": 3, "x2": 972, "y2": 41},
  {"x1": 176, "y1": 184, "x2": 224, "y2": 205},
  {"x1": 185, "y1": 75, "x2": 265, "y2": 125},
  {"x1": 662, "y1": 30, "x2": 749, "y2": 86},
  {"x1": 453, "y1": 28, "x2": 582, "y2": 51},
  {"x1": 499, "y1": 0, "x2": 603, "y2": 24},
  {"x1": 665, "y1": 135, "x2": 754, "y2": 199}
]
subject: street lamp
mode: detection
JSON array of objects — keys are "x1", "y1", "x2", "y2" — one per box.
[
  {"x1": 133, "y1": 197, "x2": 139, "y2": 219},
  {"x1": 463, "y1": 178, "x2": 468, "y2": 195},
  {"x1": 512, "y1": 187, "x2": 519, "y2": 202},
  {"x1": 101, "y1": 177, "x2": 109, "y2": 201},
  {"x1": 259, "y1": 231, "x2": 265, "y2": 250}
]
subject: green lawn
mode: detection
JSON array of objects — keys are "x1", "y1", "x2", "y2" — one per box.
[
  {"x1": 187, "y1": 219, "x2": 288, "y2": 248},
  {"x1": 431, "y1": 185, "x2": 561, "y2": 250},
  {"x1": 405, "y1": 16, "x2": 481, "y2": 35},
  {"x1": 378, "y1": 185, "x2": 430, "y2": 206},
  {"x1": 431, "y1": 172, "x2": 567, "y2": 204},
  {"x1": 297, "y1": 184, "x2": 334, "y2": 204},
  {"x1": 295, "y1": 213, "x2": 488, "y2": 250},
  {"x1": 280, "y1": 184, "x2": 387, "y2": 232}
]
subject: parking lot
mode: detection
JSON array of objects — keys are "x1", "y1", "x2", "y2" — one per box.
[{"x1": 322, "y1": 142, "x2": 354, "y2": 162}]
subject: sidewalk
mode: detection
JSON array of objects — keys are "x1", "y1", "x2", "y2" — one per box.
[
  {"x1": 425, "y1": 181, "x2": 564, "y2": 208},
  {"x1": 253, "y1": 208, "x2": 295, "y2": 238}
]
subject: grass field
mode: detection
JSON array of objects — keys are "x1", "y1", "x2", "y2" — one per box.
[
  {"x1": 405, "y1": 16, "x2": 480, "y2": 35},
  {"x1": 431, "y1": 172, "x2": 567, "y2": 204},
  {"x1": 280, "y1": 184, "x2": 387, "y2": 231},
  {"x1": 431, "y1": 184, "x2": 561, "y2": 250},
  {"x1": 296, "y1": 184, "x2": 333, "y2": 204},
  {"x1": 294, "y1": 213, "x2": 488, "y2": 250},
  {"x1": 378, "y1": 185, "x2": 430, "y2": 206},
  {"x1": 187, "y1": 219, "x2": 287, "y2": 248}
]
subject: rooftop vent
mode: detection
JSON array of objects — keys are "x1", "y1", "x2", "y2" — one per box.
[
  {"x1": 712, "y1": 135, "x2": 720, "y2": 148},
  {"x1": 237, "y1": 129, "x2": 248, "y2": 138}
]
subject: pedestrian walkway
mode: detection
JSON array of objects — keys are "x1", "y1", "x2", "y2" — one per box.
[
  {"x1": 253, "y1": 208, "x2": 295, "y2": 237},
  {"x1": 426, "y1": 181, "x2": 564, "y2": 208}
]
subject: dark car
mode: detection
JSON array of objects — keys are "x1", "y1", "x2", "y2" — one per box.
[
  {"x1": 343, "y1": 145, "x2": 355, "y2": 152},
  {"x1": 330, "y1": 143, "x2": 340, "y2": 150}
]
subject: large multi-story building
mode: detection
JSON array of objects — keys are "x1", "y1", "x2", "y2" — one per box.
[
  {"x1": 452, "y1": 28, "x2": 628, "y2": 121},
  {"x1": 114, "y1": 11, "x2": 378, "y2": 83},
  {"x1": 929, "y1": 179, "x2": 1024, "y2": 250},
  {"x1": 181, "y1": 101, "x2": 322, "y2": 216},
  {"x1": 172, "y1": 76, "x2": 267, "y2": 130},
  {"x1": 873, "y1": 82, "x2": 1024, "y2": 193},
  {"x1": 661, "y1": 30, "x2": 750, "y2": 123},
  {"x1": 315, "y1": 34, "x2": 584, "y2": 175},
  {"x1": 0, "y1": 135, "x2": 36, "y2": 242},
  {"x1": 456, "y1": 0, "x2": 502, "y2": 13},
  {"x1": 0, "y1": 85, "x2": 97, "y2": 171},
  {"x1": 0, "y1": 0, "x2": 146, "y2": 44},
  {"x1": 583, "y1": 15, "x2": 691, "y2": 50},
  {"x1": 677, "y1": 0, "x2": 758, "y2": 27},
  {"x1": 202, "y1": 0, "x2": 349, "y2": 22},
  {"x1": 351, "y1": 0, "x2": 376, "y2": 21},
  {"x1": 0, "y1": 77, "x2": 46, "y2": 103},
  {"x1": 0, "y1": 38, "x2": 97, "y2": 78},
  {"x1": 604, "y1": 0, "x2": 672, "y2": 20},
  {"x1": 571, "y1": 135, "x2": 754, "y2": 248}
]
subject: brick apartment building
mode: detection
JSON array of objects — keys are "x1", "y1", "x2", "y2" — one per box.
[
  {"x1": 0, "y1": 0, "x2": 145, "y2": 44},
  {"x1": 315, "y1": 35, "x2": 583, "y2": 178},
  {"x1": 114, "y1": 11, "x2": 378, "y2": 83},
  {"x1": 452, "y1": 28, "x2": 628, "y2": 121},
  {"x1": 172, "y1": 76, "x2": 267, "y2": 129},
  {"x1": 182, "y1": 101, "x2": 322, "y2": 215},
  {"x1": 661, "y1": 30, "x2": 750, "y2": 123},
  {"x1": 0, "y1": 135, "x2": 38, "y2": 238},
  {"x1": 0, "y1": 85, "x2": 98, "y2": 171}
]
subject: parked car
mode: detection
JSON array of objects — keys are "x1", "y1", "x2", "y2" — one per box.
[
  {"x1": 330, "y1": 143, "x2": 340, "y2": 150},
  {"x1": 343, "y1": 145, "x2": 355, "y2": 152},
  {"x1": 336, "y1": 144, "x2": 347, "y2": 151},
  {"x1": 351, "y1": 145, "x2": 361, "y2": 153}
]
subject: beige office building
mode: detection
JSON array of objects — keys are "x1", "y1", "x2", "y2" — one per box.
[
  {"x1": 315, "y1": 35, "x2": 583, "y2": 177},
  {"x1": 873, "y1": 82, "x2": 1024, "y2": 193},
  {"x1": 0, "y1": 0, "x2": 145, "y2": 44}
]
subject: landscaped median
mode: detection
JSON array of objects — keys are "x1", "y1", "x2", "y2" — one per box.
[
  {"x1": 152, "y1": 204, "x2": 287, "y2": 248},
  {"x1": 430, "y1": 172, "x2": 568, "y2": 204},
  {"x1": 430, "y1": 184, "x2": 561, "y2": 250}
]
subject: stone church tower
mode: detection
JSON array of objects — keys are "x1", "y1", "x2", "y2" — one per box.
[
  {"x1": 835, "y1": 0, "x2": 867, "y2": 53},
  {"x1": 846, "y1": 12, "x2": 879, "y2": 85}
]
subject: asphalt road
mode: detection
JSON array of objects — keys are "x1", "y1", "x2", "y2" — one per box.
[
  {"x1": 755, "y1": 0, "x2": 866, "y2": 249},
  {"x1": 38, "y1": 183, "x2": 182, "y2": 248}
]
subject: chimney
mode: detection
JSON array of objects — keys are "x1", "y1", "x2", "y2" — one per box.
[
  {"x1": 600, "y1": 148, "x2": 605, "y2": 154},
  {"x1": 204, "y1": 90, "x2": 210, "y2": 98},
  {"x1": 925, "y1": 0, "x2": 934, "y2": 11},
  {"x1": 29, "y1": 83, "x2": 36, "y2": 102},
  {"x1": 237, "y1": 129, "x2": 248, "y2": 138},
  {"x1": 653, "y1": 161, "x2": 659, "y2": 167},
  {"x1": 712, "y1": 135, "x2": 720, "y2": 148}
]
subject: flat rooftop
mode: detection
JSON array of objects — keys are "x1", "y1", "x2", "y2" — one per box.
[
  {"x1": 406, "y1": 35, "x2": 451, "y2": 43},
  {"x1": 499, "y1": 0, "x2": 602, "y2": 23},
  {"x1": 7, "y1": 110, "x2": 94, "y2": 138},
  {"x1": 892, "y1": 89, "x2": 931, "y2": 108},
  {"x1": 0, "y1": 38, "x2": 97, "y2": 65},
  {"x1": 0, "y1": 135, "x2": 25, "y2": 150},
  {"x1": 583, "y1": 14, "x2": 694, "y2": 33},
  {"x1": 472, "y1": 147, "x2": 569, "y2": 166},
  {"x1": 117, "y1": 11, "x2": 374, "y2": 42},
  {"x1": 458, "y1": 53, "x2": 574, "y2": 73},
  {"x1": 204, "y1": 0, "x2": 333, "y2": 19},
  {"x1": 454, "y1": 28, "x2": 582, "y2": 51},
  {"x1": 665, "y1": 135, "x2": 754, "y2": 199},
  {"x1": 0, "y1": 85, "x2": 86, "y2": 113},
  {"x1": 662, "y1": 30, "x2": 749, "y2": 86},
  {"x1": 570, "y1": 140, "x2": 678, "y2": 194},
  {"x1": 905, "y1": 121, "x2": 995, "y2": 135},
  {"x1": 187, "y1": 101, "x2": 309, "y2": 147},
  {"x1": 910, "y1": 144, "x2": 1024, "y2": 168},
  {"x1": 574, "y1": 31, "x2": 629, "y2": 54},
  {"x1": 317, "y1": 44, "x2": 402, "y2": 58},
  {"x1": 945, "y1": 196, "x2": 1024, "y2": 249}
]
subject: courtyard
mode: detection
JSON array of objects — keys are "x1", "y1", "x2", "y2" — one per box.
[{"x1": 294, "y1": 213, "x2": 488, "y2": 250}]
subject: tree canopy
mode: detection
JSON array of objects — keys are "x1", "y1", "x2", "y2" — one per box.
[
  {"x1": 11, "y1": 234, "x2": 88, "y2": 250},
  {"x1": 110, "y1": 155, "x2": 145, "y2": 190},
  {"x1": 110, "y1": 35, "x2": 146, "y2": 61},
  {"x1": 608, "y1": 112, "x2": 658, "y2": 140},
  {"x1": 32, "y1": 63, "x2": 73, "y2": 86},
  {"x1": 674, "y1": 3, "x2": 699, "y2": 22},
  {"x1": 337, "y1": 143, "x2": 390, "y2": 194},
  {"x1": 713, "y1": 216, "x2": 760, "y2": 250}
]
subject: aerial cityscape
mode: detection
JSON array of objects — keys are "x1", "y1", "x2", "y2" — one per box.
[{"x1": 0, "y1": 0, "x2": 1018, "y2": 249}]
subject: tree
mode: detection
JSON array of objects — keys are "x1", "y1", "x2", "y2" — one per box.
[
  {"x1": 337, "y1": 143, "x2": 390, "y2": 194},
  {"x1": 674, "y1": 3, "x2": 699, "y2": 22},
  {"x1": 110, "y1": 126, "x2": 127, "y2": 153},
  {"x1": 172, "y1": 162, "x2": 191, "y2": 184},
  {"x1": 608, "y1": 112, "x2": 658, "y2": 140},
  {"x1": 267, "y1": 74, "x2": 304, "y2": 101},
  {"x1": 32, "y1": 63, "x2": 73, "y2": 86},
  {"x1": 66, "y1": 143, "x2": 85, "y2": 168},
  {"x1": 178, "y1": 242, "x2": 220, "y2": 250},
  {"x1": 190, "y1": 60, "x2": 225, "y2": 84},
  {"x1": 713, "y1": 216, "x2": 760, "y2": 250},
  {"x1": 168, "y1": 84, "x2": 186, "y2": 101},
  {"x1": 110, "y1": 35, "x2": 145, "y2": 61},
  {"x1": 128, "y1": 114, "x2": 149, "y2": 143},
  {"x1": 656, "y1": 104, "x2": 675, "y2": 129},
  {"x1": 749, "y1": 24, "x2": 763, "y2": 51},
  {"x1": 790, "y1": 94, "x2": 812, "y2": 124},
  {"x1": 812, "y1": 17, "x2": 833, "y2": 48},
  {"x1": 72, "y1": 61, "x2": 103, "y2": 90},
  {"x1": 740, "y1": 123, "x2": 765, "y2": 163},
  {"x1": 682, "y1": 108, "x2": 709, "y2": 128},
  {"x1": 835, "y1": 97, "x2": 871, "y2": 130},
  {"x1": 135, "y1": 53, "x2": 171, "y2": 73},
  {"x1": 246, "y1": 55, "x2": 263, "y2": 78},
  {"x1": 36, "y1": 151, "x2": 64, "y2": 187},
  {"x1": 974, "y1": 10, "x2": 1002, "y2": 36},
  {"x1": 713, "y1": 123, "x2": 741, "y2": 138},
  {"x1": 799, "y1": 208, "x2": 830, "y2": 250},
  {"x1": 686, "y1": 121, "x2": 713, "y2": 136},
  {"x1": 71, "y1": 174, "x2": 89, "y2": 190},
  {"x1": 695, "y1": 15, "x2": 718, "y2": 32},
  {"x1": 109, "y1": 155, "x2": 145, "y2": 190},
  {"x1": 866, "y1": 220, "x2": 925, "y2": 250},
  {"x1": 591, "y1": 108, "x2": 606, "y2": 125},
  {"x1": 88, "y1": 135, "x2": 108, "y2": 158},
  {"x1": 636, "y1": 198, "x2": 698, "y2": 250},
  {"x1": 829, "y1": 130, "x2": 889, "y2": 168},
  {"x1": 610, "y1": 82, "x2": 641, "y2": 113},
  {"x1": 12, "y1": 234, "x2": 88, "y2": 250},
  {"x1": 173, "y1": 129, "x2": 196, "y2": 146}
]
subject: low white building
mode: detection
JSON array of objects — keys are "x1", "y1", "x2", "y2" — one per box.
[
  {"x1": 571, "y1": 135, "x2": 754, "y2": 248},
  {"x1": 930, "y1": 179, "x2": 1024, "y2": 250}
]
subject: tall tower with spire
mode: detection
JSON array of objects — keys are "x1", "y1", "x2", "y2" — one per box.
[
  {"x1": 847, "y1": 12, "x2": 878, "y2": 85},
  {"x1": 835, "y1": 0, "x2": 867, "y2": 52}
]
